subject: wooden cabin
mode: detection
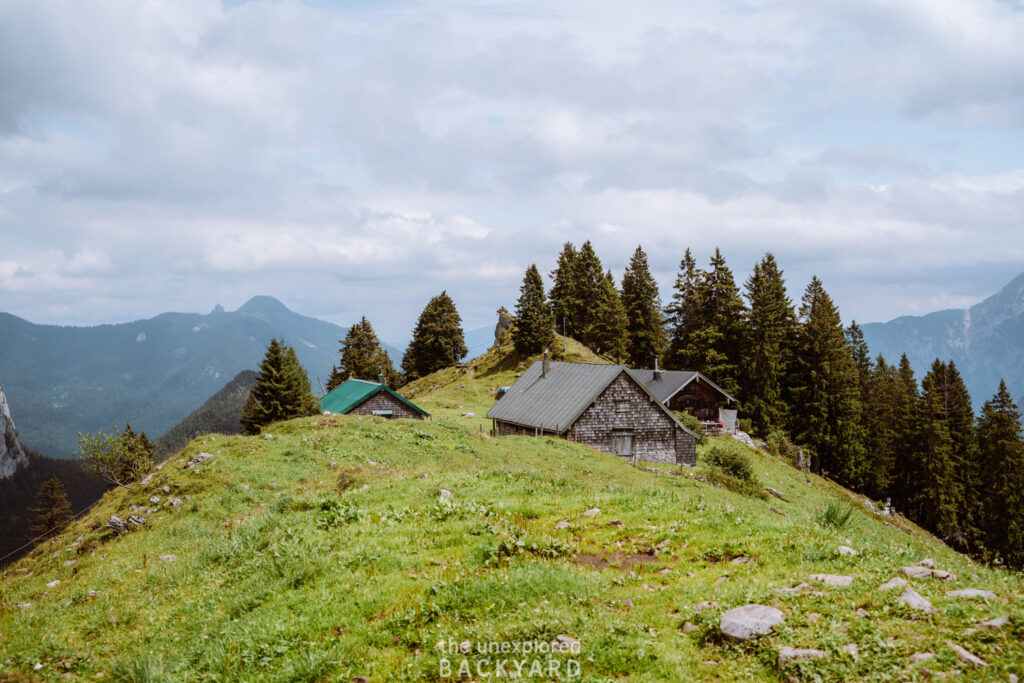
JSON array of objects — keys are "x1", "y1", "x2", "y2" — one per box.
[
  {"x1": 320, "y1": 379, "x2": 429, "y2": 420},
  {"x1": 486, "y1": 359, "x2": 698, "y2": 466},
  {"x1": 631, "y1": 367, "x2": 737, "y2": 433}
]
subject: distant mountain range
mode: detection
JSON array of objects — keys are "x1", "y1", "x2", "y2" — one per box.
[
  {"x1": 0, "y1": 296, "x2": 494, "y2": 458},
  {"x1": 862, "y1": 272, "x2": 1024, "y2": 410}
]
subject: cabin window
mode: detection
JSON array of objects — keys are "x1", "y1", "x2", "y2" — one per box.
[{"x1": 615, "y1": 400, "x2": 629, "y2": 413}]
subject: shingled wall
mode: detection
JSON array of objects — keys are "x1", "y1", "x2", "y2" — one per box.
[{"x1": 347, "y1": 392, "x2": 424, "y2": 420}]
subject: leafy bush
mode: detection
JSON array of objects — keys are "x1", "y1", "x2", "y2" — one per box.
[
  {"x1": 314, "y1": 495, "x2": 366, "y2": 528},
  {"x1": 703, "y1": 446, "x2": 755, "y2": 482},
  {"x1": 738, "y1": 418, "x2": 753, "y2": 434},
  {"x1": 766, "y1": 430, "x2": 801, "y2": 465},
  {"x1": 817, "y1": 500, "x2": 855, "y2": 530},
  {"x1": 675, "y1": 412, "x2": 706, "y2": 444}
]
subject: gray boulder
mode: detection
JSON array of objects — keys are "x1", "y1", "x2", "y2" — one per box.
[{"x1": 719, "y1": 604, "x2": 785, "y2": 642}]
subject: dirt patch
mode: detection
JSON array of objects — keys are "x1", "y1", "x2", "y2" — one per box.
[{"x1": 571, "y1": 551, "x2": 658, "y2": 571}]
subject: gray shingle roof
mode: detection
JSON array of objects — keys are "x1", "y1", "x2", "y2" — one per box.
[
  {"x1": 486, "y1": 360, "x2": 698, "y2": 438},
  {"x1": 630, "y1": 368, "x2": 737, "y2": 404}
]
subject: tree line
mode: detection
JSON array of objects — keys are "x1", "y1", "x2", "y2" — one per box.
[{"x1": 511, "y1": 240, "x2": 1024, "y2": 568}]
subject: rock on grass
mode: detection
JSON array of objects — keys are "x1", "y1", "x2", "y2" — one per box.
[{"x1": 719, "y1": 604, "x2": 785, "y2": 642}]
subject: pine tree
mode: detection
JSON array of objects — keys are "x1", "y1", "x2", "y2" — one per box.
[
  {"x1": 742, "y1": 253, "x2": 796, "y2": 434},
  {"x1": 976, "y1": 380, "x2": 1024, "y2": 567},
  {"x1": 328, "y1": 317, "x2": 400, "y2": 391},
  {"x1": 29, "y1": 476, "x2": 73, "y2": 538},
  {"x1": 845, "y1": 322, "x2": 872, "y2": 397},
  {"x1": 688, "y1": 248, "x2": 745, "y2": 397},
  {"x1": 665, "y1": 248, "x2": 703, "y2": 370},
  {"x1": 513, "y1": 264, "x2": 555, "y2": 356},
  {"x1": 889, "y1": 355, "x2": 921, "y2": 511},
  {"x1": 241, "y1": 338, "x2": 320, "y2": 434},
  {"x1": 620, "y1": 245, "x2": 666, "y2": 367},
  {"x1": 573, "y1": 241, "x2": 607, "y2": 349},
  {"x1": 908, "y1": 360, "x2": 963, "y2": 539},
  {"x1": 586, "y1": 270, "x2": 629, "y2": 362},
  {"x1": 402, "y1": 292, "x2": 468, "y2": 381},
  {"x1": 790, "y1": 276, "x2": 867, "y2": 488},
  {"x1": 548, "y1": 243, "x2": 581, "y2": 340},
  {"x1": 862, "y1": 356, "x2": 899, "y2": 500}
]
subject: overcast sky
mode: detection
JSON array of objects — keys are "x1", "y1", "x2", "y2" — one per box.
[{"x1": 2, "y1": 0, "x2": 1023, "y2": 342}]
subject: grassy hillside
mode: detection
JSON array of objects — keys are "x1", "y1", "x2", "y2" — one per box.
[{"x1": 1, "y1": 407, "x2": 1021, "y2": 680}]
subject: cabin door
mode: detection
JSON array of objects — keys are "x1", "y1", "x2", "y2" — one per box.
[{"x1": 612, "y1": 430, "x2": 634, "y2": 457}]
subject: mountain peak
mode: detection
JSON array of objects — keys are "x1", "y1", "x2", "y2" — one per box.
[{"x1": 236, "y1": 296, "x2": 292, "y2": 316}]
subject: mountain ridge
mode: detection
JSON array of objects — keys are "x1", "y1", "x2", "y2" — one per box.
[{"x1": 862, "y1": 271, "x2": 1024, "y2": 409}]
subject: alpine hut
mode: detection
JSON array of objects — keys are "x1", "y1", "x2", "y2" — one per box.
[
  {"x1": 320, "y1": 378, "x2": 429, "y2": 420},
  {"x1": 630, "y1": 363, "x2": 738, "y2": 434},
  {"x1": 486, "y1": 358, "x2": 698, "y2": 466}
]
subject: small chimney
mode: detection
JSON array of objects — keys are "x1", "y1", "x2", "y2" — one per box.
[
  {"x1": 653, "y1": 356, "x2": 662, "y2": 380},
  {"x1": 377, "y1": 364, "x2": 386, "y2": 386},
  {"x1": 542, "y1": 349, "x2": 549, "y2": 378}
]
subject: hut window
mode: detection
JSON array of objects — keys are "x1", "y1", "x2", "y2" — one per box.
[{"x1": 615, "y1": 400, "x2": 629, "y2": 413}]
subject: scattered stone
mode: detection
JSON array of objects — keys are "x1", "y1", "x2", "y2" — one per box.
[
  {"x1": 88, "y1": 591, "x2": 98, "y2": 597},
  {"x1": 901, "y1": 566, "x2": 934, "y2": 579},
  {"x1": 879, "y1": 577, "x2": 908, "y2": 591},
  {"x1": 161, "y1": 486, "x2": 170, "y2": 494},
  {"x1": 1009, "y1": 674, "x2": 1018, "y2": 683},
  {"x1": 46, "y1": 580, "x2": 60, "y2": 589},
  {"x1": 765, "y1": 486, "x2": 787, "y2": 501},
  {"x1": 918, "y1": 558, "x2": 936, "y2": 568},
  {"x1": 774, "y1": 582, "x2": 816, "y2": 595},
  {"x1": 730, "y1": 556, "x2": 752, "y2": 565},
  {"x1": 931, "y1": 569, "x2": 955, "y2": 581},
  {"x1": 263, "y1": 434, "x2": 274, "y2": 440},
  {"x1": 681, "y1": 621, "x2": 699, "y2": 633},
  {"x1": 908, "y1": 652, "x2": 935, "y2": 665},
  {"x1": 13, "y1": 602, "x2": 31, "y2": 609},
  {"x1": 946, "y1": 641, "x2": 987, "y2": 667},
  {"x1": 438, "y1": 489, "x2": 454, "y2": 500},
  {"x1": 695, "y1": 600, "x2": 718, "y2": 612},
  {"x1": 713, "y1": 576, "x2": 728, "y2": 586},
  {"x1": 159, "y1": 555, "x2": 177, "y2": 563},
  {"x1": 582, "y1": 507, "x2": 601, "y2": 517},
  {"x1": 170, "y1": 498, "x2": 183, "y2": 507},
  {"x1": 184, "y1": 452, "x2": 214, "y2": 469},
  {"x1": 898, "y1": 586, "x2": 935, "y2": 613},
  {"x1": 554, "y1": 520, "x2": 571, "y2": 530},
  {"x1": 460, "y1": 412, "x2": 475, "y2": 417},
  {"x1": 268, "y1": 483, "x2": 278, "y2": 489},
  {"x1": 842, "y1": 644, "x2": 858, "y2": 657},
  {"x1": 719, "y1": 604, "x2": 785, "y2": 642},
  {"x1": 551, "y1": 635, "x2": 579, "y2": 653},
  {"x1": 978, "y1": 615, "x2": 1009, "y2": 631},
  {"x1": 622, "y1": 599, "x2": 633, "y2": 608},
  {"x1": 767, "y1": 505, "x2": 790, "y2": 518},
  {"x1": 63, "y1": 559, "x2": 76, "y2": 568},
  {"x1": 838, "y1": 546, "x2": 857, "y2": 557},
  {"x1": 947, "y1": 588, "x2": 996, "y2": 600},
  {"x1": 855, "y1": 608, "x2": 869, "y2": 617},
  {"x1": 778, "y1": 647, "x2": 827, "y2": 668},
  {"x1": 149, "y1": 496, "x2": 161, "y2": 505},
  {"x1": 809, "y1": 573, "x2": 854, "y2": 587},
  {"x1": 139, "y1": 473, "x2": 154, "y2": 486}
]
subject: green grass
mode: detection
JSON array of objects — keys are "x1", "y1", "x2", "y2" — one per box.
[{"x1": 2, "y1": 343, "x2": 1022, "y2": 681}]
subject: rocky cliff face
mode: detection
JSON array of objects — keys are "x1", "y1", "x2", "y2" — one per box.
[{"x1": 0, "y1": 385, "x2": 28, "y2": 479}]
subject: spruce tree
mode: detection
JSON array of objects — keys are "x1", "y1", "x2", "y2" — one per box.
[
  {"x1": 402, "y1": 292, "x2": 468, "y2": 381},
  {"x1": 688, "y1": 248, "x2": 745, "y2": 397},
  {"x1": 573, "y1": 241, "x2": 607, "y2": 349},
  {"x1": 29, "y1": 476, "x2": 73, "y2": 538},
  {"x1": 862, "y1": 356, "x2": 899, "y2": 500},
  {"x1": 909, "y1": 360, "x2": 963, "y2": 539},
  {"x1": 548, "y1": 243, "x2": 581, "y2": 340},
  {"x1": 620, "y1": 245, "x2": 666, "y2": 367},
  {"x1": 328, "y1": 317, "x2": 400, "y2": 390},
  {"x1": 513, "y1": 264, "x2": 555, "y2": 356},
  {"x1": 742, "y1": 253, "x2": 796, "y2": 434},
  {"x1": 790, "y1": 276, "x2": 867, "y2": 487},
  {"x1": 241, "y1": 338, "x2": 320, "y2": 434},
  {"x1": 665, "y1": 248, "x2": 703, "y2": 370},
  {"x1": 586, "y1": 270, "x2": 629, "y2": 362},
  {"x1": 890, "y1": 355, "x2": 921, "y2": 511},
  {"x1": 976, "y1": 380, "x2": 1024, "y2": 567}
]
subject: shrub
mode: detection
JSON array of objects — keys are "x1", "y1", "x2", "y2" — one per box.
[
  {"x1": 738, "y1": 418, "x2": 753, "y2": 434},
  {"x1": 766, "y1": 430, "x2": 801, "y2": 464},
  {"x1": 675, "y1": 412, "x2": 707, "y2": 444},
  {"x1": 703, "y1": 446, "x2": 755, "y2": 482},
  {"x1": 817, "y1": 500, "x2": 855, "y2": 530}
]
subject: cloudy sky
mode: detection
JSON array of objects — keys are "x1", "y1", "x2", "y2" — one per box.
[{"x1": 2, "y1": 0, "x2": 1023, "y2": 343}]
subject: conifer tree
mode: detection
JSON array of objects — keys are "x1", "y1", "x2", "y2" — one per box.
[
  {"x1": 845, "y1": 322, "x2": 872, "y2": 397},
  {"x1": 327, "y1": 317, "x2": 399, "y2": 391},
  {"x1": 548, "y1": 242, "x2": 581, "y2": 340},
  {"x1": 29, "y1": 476, "x2": 73, "y2": 538},
  {"x1": 688, "y1": 248, "x2": 745, "y2": 397},
  {"x1": 241, "y1": 338, "x2": 320, "y2": 434},
  {"x1": 665, "y1": 248, "x2": 703, "y2": 370},
  {"x1": 790, "y1": 276, "x2": 867, "y2": 487},
  {"x1": 572, "y1": 241, "x2": 607, "y2": 349},
  {"x1": 620, "y1": 245, "x2": 666, "y2": 367},
  {"x1": 890, "y1": 355, "x2": 921, "y2": 510},
  {"x1": 586, "y1": 270, "x2": 629, "y2": 362},
  {"x1": 909, "y1": 360, "x2": 964, "y2": 538},
  {"x1": 862, "y1": 356, "x2": 899, "y2": 500},
  {"x1": 513, "y1": 264, "x2": 555, "y2": 356},
  {"x1": 402, "y1": 292, "x2": 468, "y2": 381},
  {"x1": 742, "y1": 253, "x2": 795, "y2": 434},
  {"x1": 976, "y1": 380, "x2": 1024, "y2": 567}
]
